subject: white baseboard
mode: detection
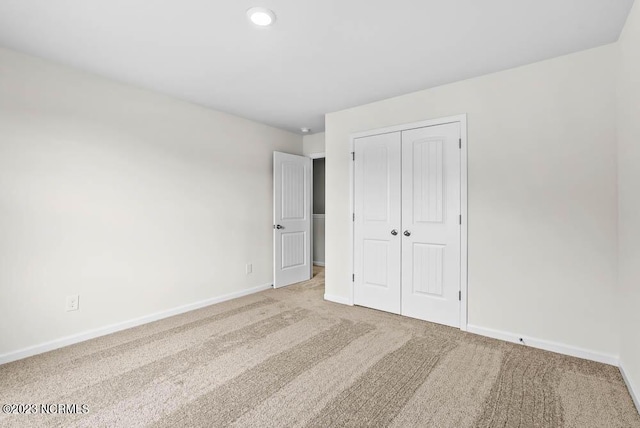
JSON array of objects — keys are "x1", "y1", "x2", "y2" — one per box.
[
  {"x1": 324, "y1": 293, "x2": 353, "y2": 306},
  {"x1": 0, "y1": 282, "x2": 273, "y2": 366},
  {"x1": 466, "y1": 324, "x2": 619, "y2": 366},
  {"x1": 313, "y1": 261, "x2": 325, "y2": 266},
  {"x1": 620, "y1": 363, "x2": 640, "y2": 414}
]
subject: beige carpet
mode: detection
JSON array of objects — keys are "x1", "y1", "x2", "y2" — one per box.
[{"x1": 1, "y1": 267, "x2": 638, "y2": 427}]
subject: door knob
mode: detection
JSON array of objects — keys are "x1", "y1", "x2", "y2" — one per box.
[
  {"x1": 275, "y1": 224, "x2": 284, "y2": 230},
  {"x1": 391, "y1": 229, "x2": 398, "y2": 236},
  {"x1": 403, "y1": 230, "x2": 411, "y2": 236}
]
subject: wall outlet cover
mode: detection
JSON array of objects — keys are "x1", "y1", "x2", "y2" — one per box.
[{"x1": 66, "y1": 295, "x2": 79, "y2": 312}]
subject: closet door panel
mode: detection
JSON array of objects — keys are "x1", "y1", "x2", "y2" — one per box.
[
  {"x1": 354, "y1": 132, "x2": 402, "y2": 314},
  {"x1": 401, "y1": 123, "x2": 461, "y2": 327}
]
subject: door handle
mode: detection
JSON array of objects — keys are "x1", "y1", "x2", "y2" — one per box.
[
  {"x1": 274, "y1": 225, "x2": 284, "y2": 230},
  {"x1": 391, "y1": 229, "x2": 398, "y2": 236},
  {"x1": 403, "y1": 230, "x2": 411, "y2": 236}
]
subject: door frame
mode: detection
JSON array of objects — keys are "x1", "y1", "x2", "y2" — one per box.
[
  {"x1": 348, "y1": 114, "x2": 469, "y2": 331},
  {"x1": 308, "y1": 152, "x2": 326, "y2": 269}
]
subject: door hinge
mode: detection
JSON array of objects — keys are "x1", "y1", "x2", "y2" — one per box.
[
  {"x1": 353, "y1": 213, "x2": 355, "y2": 221},
  {"x1": 352, "y1": 274, "x2": 355, "y2": 282},
  {"x1": 459, "y1": 291, "x2": 462, "y2": 301},
  {"x1": 351, "y1": 152, "x2": 355, "y2": 161},
  {"x1": 459, "y1": 214, "x2": 462, "y2": 225},
  {"x1": 459, "y1": 138, "x2": 462, "y2": 149}
]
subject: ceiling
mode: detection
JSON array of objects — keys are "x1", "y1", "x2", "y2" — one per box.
[{"x1": 0, "y1": 1, "x2": 634, "y2": 134}]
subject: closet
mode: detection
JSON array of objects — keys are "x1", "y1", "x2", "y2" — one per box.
[{"x1": 353, "y1": 121, "x2": 462, "y2": 327}]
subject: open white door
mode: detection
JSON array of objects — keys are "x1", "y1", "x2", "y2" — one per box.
[{"x1": 273, "y1": 152, "x2": 312, "y2": 288}]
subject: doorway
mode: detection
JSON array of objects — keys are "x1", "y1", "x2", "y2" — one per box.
[{"x1": 312, "y1": 156, "x2": 325, "y2": 267}]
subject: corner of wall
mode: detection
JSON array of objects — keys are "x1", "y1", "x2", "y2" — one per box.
[
  {"x1": 616, "y1": 0, "x2": 640, "y2": 414},
  {"x1": 303, "y1": 132, "x2": 326, "y2": 156}
]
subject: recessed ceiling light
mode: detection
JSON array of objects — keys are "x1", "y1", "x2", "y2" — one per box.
[
  {"x1": 247, "y1": 7, "x2": 276, "y2": 27},
  {"x1": 301, "y1": 128, "x2": 311, "y2": 133}
]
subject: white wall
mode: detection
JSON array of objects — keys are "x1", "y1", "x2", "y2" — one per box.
[
  {"x1": 303, "y1": 132, "x2": 326, "y2": 156},
  {"x1": 0, "y1": 47, "x2": 302, "y2": 356},
  {"x1": 617, "y1": 0, "x2": 640, "y2": 406},
  {"x1": 325, "y1": 45, "x2": 619, "y2": 358}
]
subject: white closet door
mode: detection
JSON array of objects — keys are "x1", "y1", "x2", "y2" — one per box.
[
  {"x1": 354, "y1": 132, "x2": 402, "y2": 314},
  {"x1": 273, "y1": 152, "x2": 312, "y2": 288},
  {"x1": 401, "y1": 123, "x2": 461, "y2": 327}
]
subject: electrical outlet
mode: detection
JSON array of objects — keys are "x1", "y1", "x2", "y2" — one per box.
[
  {"x1": 246, "y1": 263, "x2": 252, "y2": 274},
  {"x1": 66, "y1": 295, "x2": 79, "y2": 312}
]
